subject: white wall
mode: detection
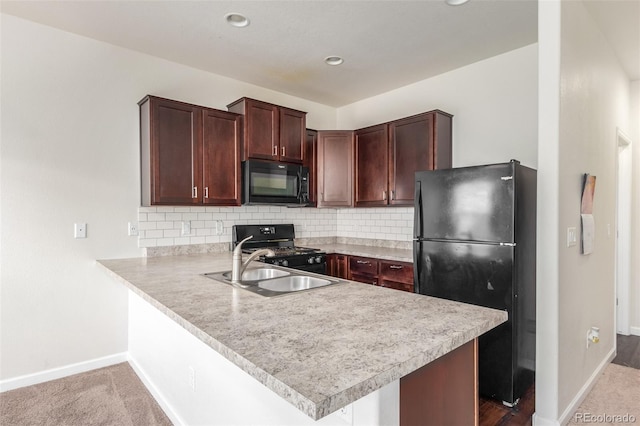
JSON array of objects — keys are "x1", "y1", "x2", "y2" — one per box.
[
  {"x1": 630, "y1": 80, "x2": 640, "y2": 334},
  {"x1": 537, "y1": 1, "x2": 633, "y2": 423},
  {"x1": 0, "y1": 14, "x2": 336, "y2": 382},
  {"x1": 337, "y1": 44, "x2": 539, "y2": 169}
]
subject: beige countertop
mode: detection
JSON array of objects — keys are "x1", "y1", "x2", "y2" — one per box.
[
  {"x1": 97, "y1": 252, "x2": 506, "y2": 420},
  {"x1": 313, "y1": 243, "x2": 413, "y2": 262}
]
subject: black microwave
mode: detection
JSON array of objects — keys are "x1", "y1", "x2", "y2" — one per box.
[{"x1": 242, "y1": 160, "x2": 310, "y2": 206}]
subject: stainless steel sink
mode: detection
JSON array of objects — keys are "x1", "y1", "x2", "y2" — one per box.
[
  {"x1": 203, "y1": 266, "x2": 344, "y2": 297},
  {"x1": 258, "y1": 276, "x2": 333, "y2": 292},
  {"x1": 220, "y1": 268, "x2": 290, "y2": 281}
]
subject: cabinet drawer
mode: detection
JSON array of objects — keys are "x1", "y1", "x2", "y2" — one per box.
[
  {"x1": 349, "y1": 256, "x2": 379, "y2": 276},
  {"x1": 380, "y1": 279, "x2": 414, "y2": 293},
  {"x1": 350, "y1": 273, "x2": 378, "y2": 286},
  {"x1": 379, "y1": 260, "x2": 413, "y2": 284}
]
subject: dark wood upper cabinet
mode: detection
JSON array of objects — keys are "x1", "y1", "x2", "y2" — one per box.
[
  {"x1": 227, "y1": 98, "x2": 306, "y2": 163},
  {"x1": 354, "y1": 124, "x2": 389, "y2": 207},
  {"x1": 355, "y1": 110, "x2": 452, "y2": 207},
  {"x1": 139, "y1": 95, "x2": 241, "y2": 206},
  {"x1": 388, "y1": 111, "x2": 452, "y2": 205},
  {"x1": 317, "y1": 131, "x2": 354, "y2": 207},
  {"x1": 202, "y1": 108, "x2": 242, "y2": 205},
  {"x1": 304, "y1": 129, "x2": 318, "y2": 206}
]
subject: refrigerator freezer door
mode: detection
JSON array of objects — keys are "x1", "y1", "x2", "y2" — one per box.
[
  {"x1": 415, "y1": 162, "x2": 515, "y2": 243},
  {"x1": 414, "y1": 239, "x2": 518, "y2": 403},
  {"x1": 414, "y1": 240, "x2": 514, "y2": 311}
]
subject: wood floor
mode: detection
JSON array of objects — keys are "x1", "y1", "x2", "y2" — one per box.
[
  {"x1": 479, "y1": 385, "x2": 535, "y2": 426},
  {"x1": 478, "y1": 334, "x2": 639, "y2": 425}
]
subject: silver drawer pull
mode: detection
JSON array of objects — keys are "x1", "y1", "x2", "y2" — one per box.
[
  {"x1": 389, "y1": 265, "x2": 403, "y2": 270},
  {"x1": 356, "y1": 260, "x2": 371, "y2": 265}
]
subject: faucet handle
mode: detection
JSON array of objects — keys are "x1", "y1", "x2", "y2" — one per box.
[
  {"x1": 233, "y1": 235, "x2": 253, "y2": 254},
  {"x1": 239, "y1": 235, "x2": 253, "y2": 245}
]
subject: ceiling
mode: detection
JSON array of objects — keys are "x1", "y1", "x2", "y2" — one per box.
[{"x1": 1, "y1": 1, "x2": 637, "y2": 107}]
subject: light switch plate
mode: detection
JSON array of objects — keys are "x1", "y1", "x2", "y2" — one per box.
[
  {"x1": 74, "y1": 223, "x2": 87, "y2": 239},
  {"x1": 567, "y1": 227, "x2": 577, "y2": 247}
]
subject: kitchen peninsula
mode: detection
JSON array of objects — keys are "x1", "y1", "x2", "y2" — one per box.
[{"x1": 98, "y1": 252, "x2": 507, "y2": 425}]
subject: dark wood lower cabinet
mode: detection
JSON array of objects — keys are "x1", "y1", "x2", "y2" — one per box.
[
  {"x1": 326, "y1": 254, "x2": 415, "y2": 293},
  {"x1": 401, "y1": 339, "x2": 478, "y2": 426},
  {"x1": 327, "y1": 254, "x2": 349, "y2": 279}
]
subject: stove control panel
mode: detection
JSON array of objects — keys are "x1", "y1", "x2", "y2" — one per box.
[{"x1": 259, "y1": 226, "x2": 276, "y2": 235}]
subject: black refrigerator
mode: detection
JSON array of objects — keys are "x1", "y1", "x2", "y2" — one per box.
[{"x1": 413, "y1": 160, "x2": 536, "y2": 406}]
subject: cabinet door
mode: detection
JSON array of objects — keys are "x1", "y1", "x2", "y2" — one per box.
[
  {"x1": 279, "y1": 107, "x2": 305, "y2": 163},
  {"x1": 388, "y1": 113, "x2": 433, "y2": 206},
  {"x1": 202, "y1": 109, "x2": 242, "y2": 206},
  {"x1": 317, "y1": 131, "x2": 354, "y2": 207},
  {"x1": 304, "y1": 130, "x2": 318, "y2": 206},
  {"x1": 328, "y1": 254, "x2": 349, "y2": 278},
  {"x1": 354, "y1": 124, "x2": 389, "y2": 207},
  {"x1": 147, "y1": 97, "x2": 202, "y2": 205},
  {"x1": 432, "y1": 110, "x2": 453, "y2": 170},
  {"x1": 243, "y1": 99, "x2": 279, "y2": 161}
]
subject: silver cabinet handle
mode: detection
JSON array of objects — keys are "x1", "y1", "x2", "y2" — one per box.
[
  {"x1": 204, "y1": 187, "x2": 209, "y2": 199},
  {"x1": 389, "y1": 265, "x2": 403, "y2": 270},
  {"x1": 391, "y1": 190, "x2": 396, "y2": 200},
  {"x1": 273, "y1": 146, "x2": 278, "y2": 156},
  {"x1": 383, "y1": 190, "x2": 387, "y2": 201},
  {"x1": 356, "y1": 260, "x2": 371, "y2": 265},
  {"x1": 281, "y1": 146, "x2": 286, "y2": 157},
  {"x1": 193, "y1": 186, "x2": 198, "y2": 199}
]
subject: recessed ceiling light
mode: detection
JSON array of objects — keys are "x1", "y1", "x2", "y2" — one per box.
[
  {"x1": 224, "y1": 12, "x2": 250, "y2": 28},
  {"x1": 445, "y1": 0, "x2": 470, "y2": 5},
  {"x1": 324, "y1": 56, "x2": 344, "y2": 66}
]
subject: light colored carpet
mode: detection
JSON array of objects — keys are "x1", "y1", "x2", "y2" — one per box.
[
  {"x1": 568, "y1": 363, "x2": 640, "y2": 425},
  {"x1": 0, "y1": 362, "x2": 172, "y2": 426}
]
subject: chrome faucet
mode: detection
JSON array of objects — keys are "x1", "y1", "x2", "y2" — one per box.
[{"x1": 231, "y1": 235, "x2": 275, "y2": 283}]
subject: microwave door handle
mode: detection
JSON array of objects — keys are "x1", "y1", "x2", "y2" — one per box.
[{"x1": 296, "y1": 170, "x2": 303, "y2": 199}]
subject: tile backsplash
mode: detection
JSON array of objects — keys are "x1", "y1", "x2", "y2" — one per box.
[{"x1": 138, "y1": 205, "x2": 414, "y2": 249}]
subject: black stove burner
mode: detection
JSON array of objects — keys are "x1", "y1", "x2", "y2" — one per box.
[
  {"x1": 243, "y1": 246, "x2": 319, "y2": 257},
  {"x1": 233, "y1": 224, "x2": 327, "y2": 274}
]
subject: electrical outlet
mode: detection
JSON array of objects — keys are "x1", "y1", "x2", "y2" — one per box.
[
  {"x1": 215, "y1": 220, "x2": 224, "y2": 235},
  {"x1": 188, "y1": 366, "x2": 196, "y2": 392},
  {"x1": 128, "y1": 222, "x2": 139, "y2": 236},
  {"x1": 182, "y1": 221, "x2": 191, "y2": 236},
  {"x1": 336, "y1": 404, "x2": 352, "y2": 424},
  {"x1": 74, "y1": 223, "x2": 87, "y2": 239}
]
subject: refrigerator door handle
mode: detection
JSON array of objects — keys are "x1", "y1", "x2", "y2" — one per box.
[
  {"x1": 413, "y1": 181, "x2": 422, "y2": 239},
  {"x1": 413, "y1": 240, "x2": 421, "y2": 293}
]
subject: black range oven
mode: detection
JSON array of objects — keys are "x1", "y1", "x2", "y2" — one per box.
[{"x1": 232, "y1": 224, "x2": 326, "y2": 274}]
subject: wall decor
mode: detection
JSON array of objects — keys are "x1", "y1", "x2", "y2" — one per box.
[{"x1": 580, "y1": 174, "x2": 596, "y2": 255}]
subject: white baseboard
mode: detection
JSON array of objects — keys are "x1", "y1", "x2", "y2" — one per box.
[
  {"x1": 0, "y1": 352, "x2": 128, "y2": 393},
  {"x1": 557, "y1": 347, "x2": 616, "y2": 425},
  {"x1": 532, "y1": 413, "x2": 561, "y2": 426},
  {"x1": 630, "y1": 326, "x2": 640, "y2": 336},
  {"x1": 127, "y1": 355, "x2": 184, "y2": 426}
]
